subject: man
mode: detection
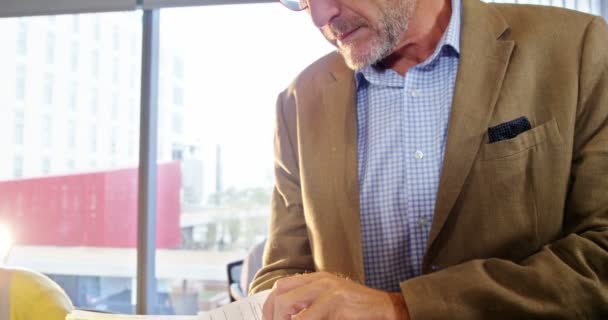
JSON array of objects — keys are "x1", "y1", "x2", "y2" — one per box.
[{"x1": 250, "y1": 0, "x2": 608, "y2": 318}]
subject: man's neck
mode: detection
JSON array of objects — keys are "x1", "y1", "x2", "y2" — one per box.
[{"x1": 381, "y1": 0, "x2": 452, "y2": 75}]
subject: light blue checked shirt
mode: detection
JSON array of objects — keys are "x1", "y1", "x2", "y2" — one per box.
[{"x1": 356, "y1": 0, "x2": 462, "y2": 292}]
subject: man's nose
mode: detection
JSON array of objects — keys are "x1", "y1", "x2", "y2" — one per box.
[{"x1": 308, "y1": 0, "x2": 340, "y2": 28}]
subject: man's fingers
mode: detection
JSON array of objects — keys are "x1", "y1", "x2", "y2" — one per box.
[
  {"x1": 262, "y1": 290, "x2": 276, "y2": 320},
  {"x1": 272, "y1": 272, "x2": 332, "y2": 295},
  {"x1": 273, "y1": 280, "x2": 331, "y2": 320},
  {"x1": 291, "y1": 290, "x2": 337, "y2": 320},
  {"x1": 263, "y1": 274, "x2": 335, "y2": 320},
  {"x1": 273, "y1": 280, "x2": 328, "y2": 316}
]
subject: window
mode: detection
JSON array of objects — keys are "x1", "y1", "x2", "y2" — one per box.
[
  {"x1": 158, "y1": 4, "x2": 333, "y2": 313},
  {"x1": 92, "y1": 50, "x2": 100, "y2": 78},
  {"x1": 42, "y1": 157, "x2": 51, "y2": 174},
  {"x1": 0, "y1": 12, "x2": 142, "y2": 314},
  {"x1": 113, "y1": 25, "x2": 121, "y2": 51},
  {"x1": 16, "y1": 19, "x2": 27, "y2": 56},
  {"x1": 13, "y1": 155, "x2": 23, "y2": 178},
  {"x1": 113, "y1": 57, "x2": 121, "y2": 83},
  {"x1": 67, "y1": 159, "x2": 76, "y2": 170},
  {"x1": 111, "y1": 127, "x2": 118, "y2": 155},
  {"x1": 90, "y1": 125, "x2": 97, "y2": 153},
  {"x1": 173, "y1": 57, "x2": 183, "y2": 80},
  {"x1": 71, "y1": 42, "x2": 79, "y2": 72},
  {"x1": 16, "y1": 64, "x2": 26, "y2": 101},
  {"x1": 128, "y1": 130, "x2": 136, "y2": 158},
  {"x1": 94, "y1": 16, "x2": 101, "y2": 41},
  {"x1": 70, "y1": 84, "x2": 78, "y2": 112},
  {"x1": 172, "y1": 113, "x2": 182, "y2": 134},
  {"x1": 68, "y1": 120, "x2": 77, "y2": 149},
  {"x1": 46, "y1": 31, "x2": 55, "y2": 64},
  {"x1": 41, "y1": 114, "x2": 52, "y2": 148},
  {"x1": 72, "y1": 15, "x2": 79, "y2": 33},
  {"x1": 112, "y1": 92, "x2": 119, "y2": 120},
  {"x1": 90, "y1": 89, "x2": 98, "y2": 113},
  {"x1": 14, "y1": 110, "x2": 24, "y2": 145},
  {"x1": 172, "y1": 86, "x2": 183, "y2": 106},
  {"x1": 44, "y1": 74, "x2": 54, "y2": 105}
]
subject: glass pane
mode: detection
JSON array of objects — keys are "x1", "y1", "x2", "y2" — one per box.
[
  {"x1": 157, "y1": 3, "x2": 333, "y2": 314},
  {"x1": 0, "y1": 12, "x2": 143, "y2": 314}
]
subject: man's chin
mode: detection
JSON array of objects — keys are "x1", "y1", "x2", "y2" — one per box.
[
  {"x1": 336, "y1": 39, "x2": 391, "y2": 70},
  {"x1": 339, "y1": 49, "x2": 381, "y2": 71}
]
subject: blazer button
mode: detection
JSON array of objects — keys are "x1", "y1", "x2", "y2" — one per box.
[{"x1": 431, "y1": 265, "x2": 441, "y2": 272}]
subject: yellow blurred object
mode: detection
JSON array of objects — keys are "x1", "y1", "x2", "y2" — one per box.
[{"x1": 0, "y1": 267, "x2": 73, "y2": 320}]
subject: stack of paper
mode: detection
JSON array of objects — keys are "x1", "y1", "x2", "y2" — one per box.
[
  {"x1": 66, "y1": 312, "x2": 197, "y2": 320},
  {"x1": 198, "y1": 290, "x2": 269, "y2": 320},
  {"x1": 66, "y1": 290, "x2": 271, "y2": 320}
]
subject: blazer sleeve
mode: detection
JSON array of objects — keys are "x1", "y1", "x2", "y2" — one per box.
[
  {"x1": 399, "y1": 16, "x2": 608, "y2": 320},
  {"x1": 249, "y1": 90, "x2": 315, "y2": 294}
]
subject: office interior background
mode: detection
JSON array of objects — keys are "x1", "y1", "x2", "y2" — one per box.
[{"x1": 0, "y1": 0, "x2": 605, "y2": 315}]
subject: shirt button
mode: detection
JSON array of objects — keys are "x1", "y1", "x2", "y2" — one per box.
[
  {"x1": 414, "y1": 150, "x2": 424, "y2": 160},
  {"x1": 417, "y1": 217, "x2": 429, "y2": 227},
  {"x1": 410, "y1": 89, "x2": 420, "y2": 97}
]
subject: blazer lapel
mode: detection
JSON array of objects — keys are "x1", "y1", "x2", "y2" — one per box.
[
  {"x1": 425, "y1": 0, "x2": 515, "y2": 260},
  {"x1": 319, "y1": 62, "x2": 365, "y2": 283}
]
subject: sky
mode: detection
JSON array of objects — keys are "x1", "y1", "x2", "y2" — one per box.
[{"x1": 160, "y1": 4, "x2": 334, "y2": 191}]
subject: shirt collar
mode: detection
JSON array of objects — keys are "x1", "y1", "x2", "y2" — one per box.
[{"x1": 356, "y1": 0, "x2": 462, "y2": 88}]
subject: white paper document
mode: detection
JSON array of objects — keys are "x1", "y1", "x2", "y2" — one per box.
[
  {"x1": 198, "y1": 290, "x2": 270, "y2": 320},
  {"x1": 66, "y1": 311, "x2": 197, "y2": 320},
  {"x1": 66, "y1": 290, "x2": 271, "y2": 320}
]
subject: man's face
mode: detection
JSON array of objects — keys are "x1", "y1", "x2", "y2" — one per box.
[{"x1": 312, "y1": 0, "x2": 417, "y2": 70}]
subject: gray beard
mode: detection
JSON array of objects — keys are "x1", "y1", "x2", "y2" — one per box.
[{"x1": 340, "y1": 0, "x2": 417, "y2": 70}]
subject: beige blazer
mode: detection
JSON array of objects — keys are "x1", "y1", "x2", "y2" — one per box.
[{"x1": 251, "y1": 0, "x2": 608, "y2": 318}]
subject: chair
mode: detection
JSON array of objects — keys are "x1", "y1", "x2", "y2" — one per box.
[
  {"x1": 0, "y1": 267, "x2": 73, "y2": 320},
  {"x1": 226, "y1": 260, "x2": 244, "y2": 302},
  {"x1": 226, "y1": 239, "x2": 266, "y2": 301}
]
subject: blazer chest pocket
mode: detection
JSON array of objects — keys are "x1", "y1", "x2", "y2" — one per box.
[{"x1": 482, "y1": 118, "x2": 562, "y2": 160}]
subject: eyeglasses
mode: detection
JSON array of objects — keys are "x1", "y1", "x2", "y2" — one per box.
[{"x1": 279, "y1": 0, "x2": 308, "y2": 11}]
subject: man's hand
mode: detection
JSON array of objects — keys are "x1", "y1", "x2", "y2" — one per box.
[{"x1": 262, "y1": 272, "x2": 410, "y2": 320}]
